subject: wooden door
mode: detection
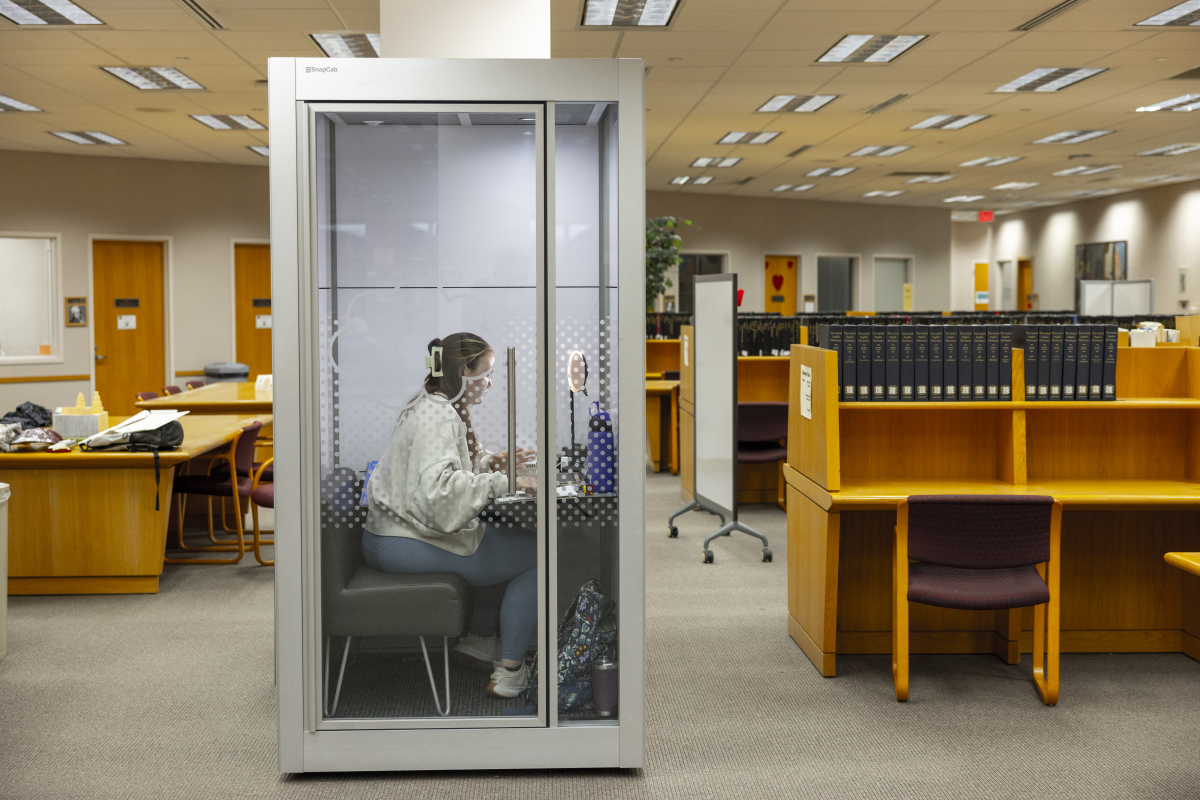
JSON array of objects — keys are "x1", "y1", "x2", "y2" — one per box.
[
  {"x1": 93, "y1": 240, "x2": 165, "y2": 416},
  {"x1": 1018, "y1": 258, "x2": 1034, "y2": 310},
  {"x1": 764, "y1": 255, "x2": 798, "y2": 316},
  {"x1": 234, "y1": 243, "x2": 272, "y2": 379}
]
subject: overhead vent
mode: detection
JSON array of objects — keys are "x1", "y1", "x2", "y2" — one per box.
[
  {"x1": 737, "y1": 177, "x2": 755, "y2": 185},
  {"x1": 889, "y1": 171, "x2": 949, "y2": 176},
  {"x1": 866, "y1": 94, "x2": 907, "y2": 114},
  {"x1": 786, "y1": 145, "x2": 812, "y2": 158},
  {"x1": 1014, "y1": 0, "x2": 1088, "y2": 31},
  {"x1": 176, "y1": 0, "x2": 223, "y2": 29},
  {"x1": 1171, "y1": 66, "x2": 1200, "y2": 81}
]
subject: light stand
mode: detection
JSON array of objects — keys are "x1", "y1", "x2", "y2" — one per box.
[{"x1": 563, "y1": 349, "x2": 589, "y2": 466}]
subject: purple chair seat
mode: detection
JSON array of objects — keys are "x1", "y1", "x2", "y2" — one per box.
[
  {"x1": 213, "y1": 461, "x2": 273, "y2": 482},
  {"x1": 251, "y1": 483, "x2": 274, "y2": 508},
  {"x1": 174, "y1": 474, "x2": 253, "y2": 497},
  {"x1": 737, "y1": 442, "x2": 788, "y2": 463},
  {"x1": 908, "y1": 562, "x2": 1049, "y2": 610}
]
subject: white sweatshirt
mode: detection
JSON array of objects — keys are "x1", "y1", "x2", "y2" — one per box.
[{"x1": 364, "y1": 394, "x2": 509, "y2": 556}]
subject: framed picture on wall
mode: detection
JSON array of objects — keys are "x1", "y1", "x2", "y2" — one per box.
[
  {"x1": 65, "y1": 297, "x2": 88, "y2": 327},
  {"x1": 1075, "y1": 241, "x2": 1127, "y2": 281},
  {"x1": 663, "y1": 294, "x2": 676, "y2": 313}
]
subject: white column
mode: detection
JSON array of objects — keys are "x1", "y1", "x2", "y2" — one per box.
[{"x1": 379, "y1": 0, "x2": 550, "y2": 58}]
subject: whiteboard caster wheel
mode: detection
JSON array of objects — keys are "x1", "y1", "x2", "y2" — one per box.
[
  {"x1": 722, "y1": 530, "x2": 731, "y2": 536},
  {"x1": 762, "y1": 548, "x2": 773, "y2": 563},
  {"x1": 702, "y1": 550, "x2": 714, "y2": 564},
  {"x1": 668, "y1": 526, "x2": 678, "y2": 538}
]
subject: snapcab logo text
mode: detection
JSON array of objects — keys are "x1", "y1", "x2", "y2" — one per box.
[{"x1": 306, "y1": 66, "x2": 337, "y2": 73}]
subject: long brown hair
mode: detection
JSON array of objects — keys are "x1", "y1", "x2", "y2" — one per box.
[{"x1": 424, "y1": 332, "x2": 493, "y2": 458}]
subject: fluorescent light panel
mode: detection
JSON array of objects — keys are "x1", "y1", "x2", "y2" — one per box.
[
  {"x1": 582, "y1": 0, "x2": 680, "y2": 26},
  {"x1": 0, "y1": 94, "x2": 41, "y2": 111},
  {"x1": 1054, "y1": 165, "x2": 1120, "y2": 176},
  {"x1": 693, "y1": 157, "x2": 742, "y2": 167},
  {"x1": 909, "y1": 114, "x2": 988, "y2": 130},
  {"x1": 1137, "y1": 143, "x2": 1200, "y2": 156},
  {"x1": 719, "y1": 131, "x2": 779, "y2": 144},
  {"x1": 104, "y1": 67, "x2": 205, "y2": 91},
  {"x1": 993, "y1": 182, "x2": 1040, "y2": 190},
  {"x1": 1136, "y1": 94, "x2": 1200, "y2": 112},
  {"x1": 1138, "y1": 174, "x2": 1197, "y2": 183},
  {"x1": 1033, "y1": 130, "x2": 1113, "y2": 144},
  {"x1": 248, "y1": 146, "x2": 269, "y2": 157},
  {"x1": 793, "y1": 184, "x2": 815, "y2": 192},
  {"x1": 807, "y1": 167, "x2": 857, "y2": 177},
  {"x1": 311, "y1": 33, "x2": 380, "y2": 58},
  {"x1": 907, "y1": 175, "x2": 955, "y2": 183},
  {"x1": 995, "y1": 68, "x2": 1105, "y2": 92},
  {"x1": 818, "y1": 34, "x2": 926, "y2": 63},
  {"x1": 863, "y1": 190, "x2": 905, "y2": 197},
  {"x1": 191, "y1": 114, "x2": 265, "y2": 131},
  {"x1": 1070, "y1": 189, "x2": 1120, "y2": 197},
  {"x1": 961, "y1": 156, "x2": 1023, "y2": 167},
  {"x1": 0, "y1": 0, "x2": 101, "y2": 25},
  {"x1": 1136, "y1": 1, "x2": 1200, "y2": 26},
  {"x1": 773, "y1": 185, "x2": 793, "y2": 192},
  {"x1": 51, "y1": 131, "x2": 127, "y2": 145},
  {"x1": 849, "y1": 145, "x2": 910, "y2": 157},
  {"x1": 693, "y1": 176, "x2": 713, "y2": 185},
  {"x1": 717, "y1": 157, "x2": 741, "y2": 167},
  {"x1": 943, "y1": 195, "x2": 986, "y2": 202},
  {"x1": 670, "y1": 176, "x2": 689, "y2": 185},
  {"x1": 757, "y1": 94, "x2": 838, "y2": 113}
]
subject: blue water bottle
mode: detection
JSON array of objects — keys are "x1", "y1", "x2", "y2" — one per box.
[{"x1": 585, "y1": 401, "x2": 615, "y2": 493}]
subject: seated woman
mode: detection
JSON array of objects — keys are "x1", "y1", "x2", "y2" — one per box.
[{"x1": 362, "y1": 332, "x2": 536, "y2": 698}]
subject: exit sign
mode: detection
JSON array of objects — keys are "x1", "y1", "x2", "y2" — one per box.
[{"x1": 978, "y1": 210, "x2": 994, "y2": 222}]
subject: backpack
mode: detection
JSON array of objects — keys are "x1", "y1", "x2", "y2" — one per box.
[
  {"x1": 519, "y1": 578, "x2": 617, "y2": 713},
  {"x1": 83, "y1": 421, "x2": 184, "y2": 510}
]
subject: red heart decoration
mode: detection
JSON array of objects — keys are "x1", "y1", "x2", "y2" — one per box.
[{"x1": 772, "y1": 275, "x2": 784, "y2": 291}]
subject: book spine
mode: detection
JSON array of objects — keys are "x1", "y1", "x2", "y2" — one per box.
[
  {"x1": 1102, "y1": 324, "x2": 1118, "y2": 400},
  {"x1": 1037, "y1": 324, "x2": 1052, "y2": 401},
  {"x1": 1049, "y1": 326, "x2": 1064, "y2": 401},
  {"x1": 944, "y1": 326, "x2": 958, "y2": 401},
  {"x1": 1022, "y1": 325, "x2": 1039, "y2": 401},
  {"x1": 857, "y1": 324, "x2": 872, "y2": 401},
  {"x1": 830, "y1": 325, "x2": 843, "y2": 398},
  {"x1": 886, "y1": 325, "x2": 901, "y2": 401},
  {"x1": 985, "y1": 325, "x2": 1000, "y2": 400},
  {"x1": 872, "y1": 327, "x2": 886, "y2": 401},
  {"x1": 958, "y1": 326, "x2": 973, "y2": 401},
  {"x1": 973, "y1": 325, "x2": 987, "y2": 401},
  {"x1": 1075, "y1": 324, "x2": 1090, "y2": 401},
  {"x1": 842, "y1": 326, "x2": 857, "y2": 402},
  {"x1": 900, "y1": 326, "x2": 916, "y2": 401},
  {"x1": 1090, "y1": 325, "x2": 1105, "y2": 400},
  {"x1": 929, "y1": 326, "x2": 944, "y2": 401},
  {"x1": 999, "y1": 325, "x2": 1012, "y2": 401},
  {"x1": 915, "y1": 325, "x2": 930, "y2": 401},
  {"x1": 1062, "y1": 326, "x2": 1077, "y2": 401}
]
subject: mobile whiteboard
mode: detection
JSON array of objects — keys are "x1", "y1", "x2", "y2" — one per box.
[{"x1": 693, "y1": 274, "x2": 737, "y2": 517}]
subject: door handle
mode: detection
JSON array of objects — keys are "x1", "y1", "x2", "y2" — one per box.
[{"x1": 95, "y1": 354, "x2": 107, "y2": 361}]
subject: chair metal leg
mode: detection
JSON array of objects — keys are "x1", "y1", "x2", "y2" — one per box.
[
  {"x1": 1033, "y1": 563, "x2": 1059, "y2": 705},
  {"x1": 420, "y1": 636, "x2": 451, "y2": 717},
  {"x1": 165, "y1": 491, "x2": 248, "y2": 565},
  {"x1": 250, "y1": 502, "x2": 274, "y2": 567},
  {"x1": 324, "y1": 636, "x2": 351, "y2": 718}
]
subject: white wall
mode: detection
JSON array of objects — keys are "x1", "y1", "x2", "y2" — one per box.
[
  {"x1": 954, "y1": 179, "x2": 1200, "y2": 314},
  {"x1": 646, "y1": 192, "x2": 953, "y2": 313},
  {"x1": 0, "y1": 149, "x2": 268, "y2": 412},
  {"x1": 949, "y1": 221, "x2": 989, "y2": 311}
]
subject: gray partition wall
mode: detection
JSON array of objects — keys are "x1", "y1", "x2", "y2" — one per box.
[{"x1": 268, "y1": 57, "x2": 645, "y2": 772}]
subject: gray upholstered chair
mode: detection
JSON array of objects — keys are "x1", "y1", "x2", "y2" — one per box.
[{"x1": 320, "y1": 468, "x2": 468, "y2": 717}]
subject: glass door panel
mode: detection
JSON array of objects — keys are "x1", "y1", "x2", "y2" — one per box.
[{"x1": 312, "y1": 105, "x2": 545, "y2": 725}]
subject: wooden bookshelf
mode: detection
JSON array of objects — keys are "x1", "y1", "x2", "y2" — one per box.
[{"x1": 785, "y1": 342, "x2": 1200, "y2": 677}]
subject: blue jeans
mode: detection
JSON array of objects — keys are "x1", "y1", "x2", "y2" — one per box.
[{"x1": 362, "y1": 525, "x2": 536, "y2": 662}]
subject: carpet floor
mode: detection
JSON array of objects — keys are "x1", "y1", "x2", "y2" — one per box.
[{"x1": 2, "y1": 470, "x2": 1199, "y2": 799}]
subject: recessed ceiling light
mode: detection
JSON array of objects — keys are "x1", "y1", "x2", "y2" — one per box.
[
  {"x1": 311, "y1": 33, "x2": 381, "y2": 58},
  {"x1": 248, "y1": 145, "x2": 269, "y2": 157},
  {"x1": 719, "y1": 131, "x2": 779, "y2": 145},
  {"x1": 832, "y1": 167, "x2": 856, "y2": 177},
  {"x1": 1054, "y1": 165, "x2": 1120, "y2": 176},
  {"x1": 993, "y1": 182, "x2": 1041, "y2": 190},
  {"x1": 1137, "y1": 174, "x2": 1197, "y2": 183},
  {"x1": 863, "y1": 190, "x2": 905, "y2": 197},
  {"x1": 1136, "y1": 1, "x2": 1200, "y2": 26},
  {"x1": 191, "y1": 114, "x2": 265, "y2": 130},
  {"x1": 757, "y1": 94, "x2": 838, "y2": 113},
  {"x1": 1137, "y1": 143, "x2": 1200, "y2": 156},
  {"x1": 0, "y1": 0, "x2": 101, "y2": 25},
  {"x1": 1070, "y1": 188, "x2": 1120, "y2": 197},
  {"x1": 717, "y1": 157, "x2": 741, "y2": 167},
  {"x1": 583, "y1": 0, "x2": 680, "y2": 26},
  {"x1": 995, "y1": 68, "x2": 1106, "y2": 93},
  {"x1": 793, "y1": 184, "x2": 815, "y2": 192},
  {"x1": 670, "y1": 176, "x2": 689, "y2": 185},
  {"x1": 849, "y1": 145, "x2": 910, "y2": 157},
  {"x1": 1136, "y1": 94, "x2": 1200, "y2": 112},
  {"x1": 909, "y1": 114, "x2": 989, "y2": 130},
  {"x1": 0, "y1": 94, "x2": 41, "y2": 112},
  {"x1": 51, "y1": 131, "x2": 127, "y2": 145},
  {"x1": 693, "y1": 176, "x2": 713, "y2": 185},
  {"x1": 807, "y1": 167, "x2": 856, "y2": 177},
  {"x1": 1033, "y1": 130, "x2": 1113, "y2": 144},
  {"x1": 773, "y1": 184, "x2": 794, "y2": 192},
  {"x1": 907, "y1": 175, "x2": 955, "y2": 183},
  {"x1": 104, "y1": 67, "x2": 205, "y2": 91},
  {"x1": 691, "y1": 157, "x2": 714, "y2": 167},
  {"x1": 943, "y1": 195, "x2": 986, "y2": 202},
  {"x1": 960, "y1": 156, "x2": 1023, "y2": 167},
  {"x1": 818, "y1": 34, "x2": 926, "y2": 63}
]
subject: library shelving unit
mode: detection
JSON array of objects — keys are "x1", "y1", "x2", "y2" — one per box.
[{"x1": 785, "y1": 342, "x2": 1200, "y2": 677}]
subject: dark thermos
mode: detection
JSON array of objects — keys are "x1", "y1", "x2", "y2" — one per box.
[{"x1": 592, "y1": 659, "x2": 618, "y2": 717}]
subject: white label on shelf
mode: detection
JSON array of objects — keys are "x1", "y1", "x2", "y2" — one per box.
[
  {"x1": 682, "y1": 335, "x2": 689, "y2": 367},
  {"x1": 800, "y1": 365, "x2": 812, "y2": 420}
]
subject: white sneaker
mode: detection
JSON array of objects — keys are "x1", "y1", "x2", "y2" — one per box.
[
  {"x1": 488, "y1": 661, "x2": 531, "y2": 698},
  {"x1": 454, "y1": 634, "x2": 501, "y2": 663}
]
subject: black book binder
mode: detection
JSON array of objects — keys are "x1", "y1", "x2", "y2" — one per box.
[
  {"x1": 842, "y1": 326, "x2": 857, "y2": 402},
  {"x1": 1037, "y1": 325, "x2": 1053, "y2": 401},
  {"x1": 1018, "y1": 325, "x2": 1038, "y2": 401},
  {"x1": 915, "y1": 325, "x2": 930, "y2": 401},
  {"x1": 1076, "y1": 324, "x2": 1091, "y2": 401},
  {"x1": 900, "y1": 326, "x2": 916, "y2": 401},
  {"x1": 1090, "y1": 325, "x2": 1105, "y2": 400},
  {"x1": 929, "y1": 326, "x2": 944, "y2": 401},
  {"x1": 958, "y1": 326, "x2": 973, "y2": 401},
  {"x1": 1049, "y1": 326, "x2": 1064, "y2": 400},
  {"x1": 1062, "y1": 327, "x2": 1078, "y2": 401},
  {"x1": 1102, "y1": 325, "x2": 1118, "y2": 400},
  {"x1": 944, "y1": 326, "x2": 959, "y2": 401},
  {"x1": 872, "y1": 326, "x2": 886, "y2": 401},
  {"x1": 985, "y1": 325, "x2": 1000, "y2": 400},
  {"x1": 886, "y1": 325, "x2": 901, "y2": 401},
  {"x1": 999, "y1": 325, "x2": 1012, "y2": 401},
  {"x1": 857, "y1": 324, "x2": 871, "y2": 401},
  {"x1": 972, "y1": 325, "x2": 987, "y2": 401}
]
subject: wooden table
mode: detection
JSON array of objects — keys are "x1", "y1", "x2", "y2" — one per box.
[
  {"x1": 1166, "y1": 552, "x2": 1200, "y2": 578},
  {"x1": 137, "y1": 381, "x2": 272, "y2": 414},
  {"x1": 2, "y1": 413, "x2": 272, "y2": 595},
  {"x1": 646, "y1": 379, "x2": 679, "y2": 474}
]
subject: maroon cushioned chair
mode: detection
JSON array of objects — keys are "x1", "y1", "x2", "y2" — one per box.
[
  {"x1": 893, "y1": 495, "x2": 1062, "y2": 705},
  {"x1": 737, "y1": 401, "x2": 788, "y2": 506},
  {"x1": 249, "y1": 459, "x2": 275, "y2": 567},
  {"x1": 135, "y1": 391, "x2": 159, "y2": 403},
  {"x1": 166, "y1": 421, "x2": 269, "y2": 566},
  {"x1": 162, "y1": 385, "x2": 183, "y2": 395},
  {"x1": 185, "y1": 380, "x2": 205, "y2": 390}
]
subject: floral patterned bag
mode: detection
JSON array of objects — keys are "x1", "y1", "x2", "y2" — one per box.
[{"x1": 518, "y1": 579, "x2": 616, "y2": 712}]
